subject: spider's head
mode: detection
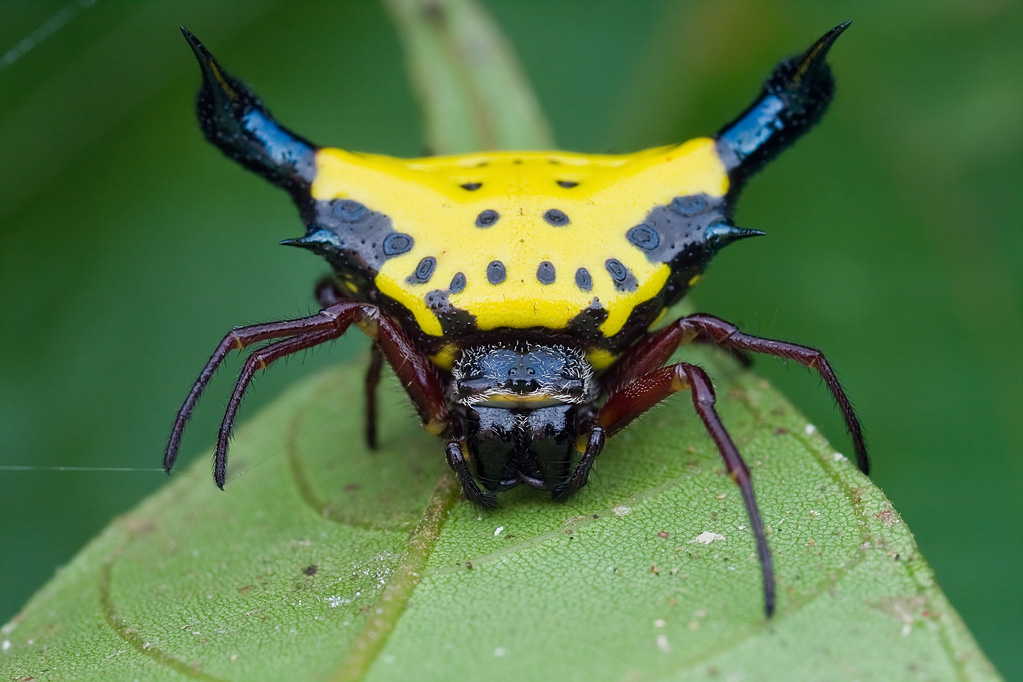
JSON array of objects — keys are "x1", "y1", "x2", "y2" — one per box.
[
  {"x1": 452, "y1": 343, "x2": 596, "y2": 493},
  {"x1": 452, "y1": 343, "x2": 594, "y2": 408}
]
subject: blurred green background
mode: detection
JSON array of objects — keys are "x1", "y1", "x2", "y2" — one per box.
[{"x1": 1, "y1": 0, "x2": 1019, "y2": 676}]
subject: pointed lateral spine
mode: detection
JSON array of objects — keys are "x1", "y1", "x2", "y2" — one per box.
[
  {"x1": 180, "y1": 27, "x2": 318, "y2": 196},
  {"x1": 705, "y1": 221, "x2": 766, "y2": 248},
  {"x1": 715, "y1": 22, "x2": 850, "y2": 186}
]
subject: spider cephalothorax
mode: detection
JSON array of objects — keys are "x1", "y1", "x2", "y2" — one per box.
[
  {"x1": 451, "y1": 343, "x2": 597, "y2": 493},
  {"x1": 165, "y1": 24, "x2": 868, "y2": 617},
  {"x1": 451, "y1": 343, "x2": 596, "y2": 407}
]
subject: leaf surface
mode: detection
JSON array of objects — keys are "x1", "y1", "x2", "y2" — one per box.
[
  {"x1": 0, "y1": 346, "x2": 997, "y2": 681},
  {"x1": 0, "y1": 1, "x2": 999, "y2": 680}
]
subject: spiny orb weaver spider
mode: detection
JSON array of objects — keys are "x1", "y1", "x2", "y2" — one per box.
[{"x1": 165, "y1": 23, "x2": 868, "y2": 617}]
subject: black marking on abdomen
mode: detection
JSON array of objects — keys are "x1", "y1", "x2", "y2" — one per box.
[
  {"x1": 605, "y1": 259, "x2": 638, "y2": 292},
  {"x1": 670, "y1": 195, "x2": 710, "y2": 216},
  {"x1": 626, "y1": 193, "x2": 729, "y2": 265},
  {"x1": 536, "y1": 261, "x2": 556, "y2": 284},
  {"x1": 627, "y1": 224, "x2": 660, "y2": 251},
  {"x1": 286, "y1": 199, "x2": 414, "y2": 278},
  {"x1": 424, "y1": 288, "x2": 476, "y2": 336},
  {"x1": 597, "y1": 295, "x2": 664, "y2": 354},
  {"x1": 461, "y1": 182, "x2": 482, "y2": 191},
  {"x1": 544, "y1": 209, "x2": 569, "y2": 226},
  {"x1": 332, "y1": 199, "x2": 368, "y2": 221},
  {"x1": 382, "y1": 232, "x2": 413, "y2": 256},
  {"x1": 450, "y1": 272, "x2": 466, "y2": 294},
  {"x1": 407, "y1": 256, "x2": 436, "y2": 284},
  {"x1": 567, "y1": 298, "x2": 609, "y2": 341},
  {"x1": 487, "y1": 260, "x2": 506, "y2": 285},
  {"x1": 575, "y1": 267, "x2": 592, "y2": 292},
  {"x1": 476, "y1": 210, "x2": 499, "y2": 227}
]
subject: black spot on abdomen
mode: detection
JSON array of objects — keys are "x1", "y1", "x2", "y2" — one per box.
[
  {"x1": 536, "y1": 261, "x2": 556, "y2": 284},
  {"x1": 670, "y1": 195, "x2": 709, "y2": 216},
  {"x1": 626, "y1": 193, "x2": 727, "y2": 265},
  {"x1": 605, "y1": 259, "x2": 638, "y2": 292},
  {"x1": 292, "y1": 199, "x2": 416, "y2": 279},
  {"x1": 332, "y1": 199, "x2": 368, "y2": 221},
  {"x1": 544, "y1": 209, "x2": 570, "y2": 226},
  {"x1": 487, "y1": 260, "x2": 506, "y2": 285},
  {"x1": 450, "y1": 271, "x2": 466, "y2": 294},
  {"x1": 627, "y1": 224, "x2": 660, "y2": 251},
  {"x1": 575, "y1": 267, "x2": 592, "y2": 292},
  {"x1": 476, "y1": 210, "x2": 499, "y2": 227},
  {"x1": 423, "y1": 288, "x2": 477, "y2": 336},
  {"x1": 382, "y1": 232, "x2": 413, "y2": 256},
  {"x1": 407, "y1": 256, "x2": 436, "y2": 284}
]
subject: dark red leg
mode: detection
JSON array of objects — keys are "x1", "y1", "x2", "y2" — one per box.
[
  {"x1": 704, "y1": 345, "x2": 754, "y2": 369},
  {"x1": 165, "y1": 301, "x2": 452, "y2": 486},
  {"x1": 568, "y1": 362, "x2": 776, "y2": 616},
  {"x1": 164, "y1": 306, "x2": 362, "y2": 474},
  {"x1": 315, "y1": 278, "x2": 390, "y2": 450},
  {"x1": 607, "y1": 313, "x2": 868, "y2": 474},
  {"x1": 364, "y1": 344, "x2": 383, "y2": 449},
  {"x1": 215, "y1": 329, "x2": 340, "y2": 486},
  {"x1": 359, "y1": 310, "x2": 449, "y2": 438}
]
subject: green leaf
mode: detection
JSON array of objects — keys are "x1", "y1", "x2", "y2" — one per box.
[
  {"x1": 0, "y1": 2, "x2": 999, "y2": 680},
  {"x1": 0, "y1": 346, "x2": 997, "y2": 681},
  {"x1": 381, "y1": 0, "x2": 554, "y2": 152}
]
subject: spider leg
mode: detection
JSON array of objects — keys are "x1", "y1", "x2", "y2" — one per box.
[
  {"x1": 568, "y1": 362, "x2": 775, "y2": 616},
  {"x1": 683, "y1": 314, "x2": 867, "y2": 474},
  {"x1": 364, "y1": 345, "x2": 384, "y2": 450},
  {"x1": 446, "y1": 440, "x2": 495, "y2": 508},
  {"x1": 314, "y1": 278, "x2": 385, "y2": 450},
  {"x1": 165, "y1": 301, "x2": 452, "y2": 487},
  {"x1": 608, "y1": 313, "x2": 868, "y2": 475},
  {"x1": 316, "y1": 278, "x2": 453, "y2": 440},
  {"x1": 215, "y1": 329, "x2": 341, "y2": 486},
  {"x1": 552, "y1": 427, "x2": 605, "y2": 501},
  {"x1": 164, "y1": 305, "x2": 361, "y2": 474},
  {"x1": 703, "y1": 344, "x2": 754, "y2": 369}
]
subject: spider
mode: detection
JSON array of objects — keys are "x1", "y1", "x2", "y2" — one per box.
[{"x1": 164, "y1": 23, "x2": 868, "y2": 617}]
